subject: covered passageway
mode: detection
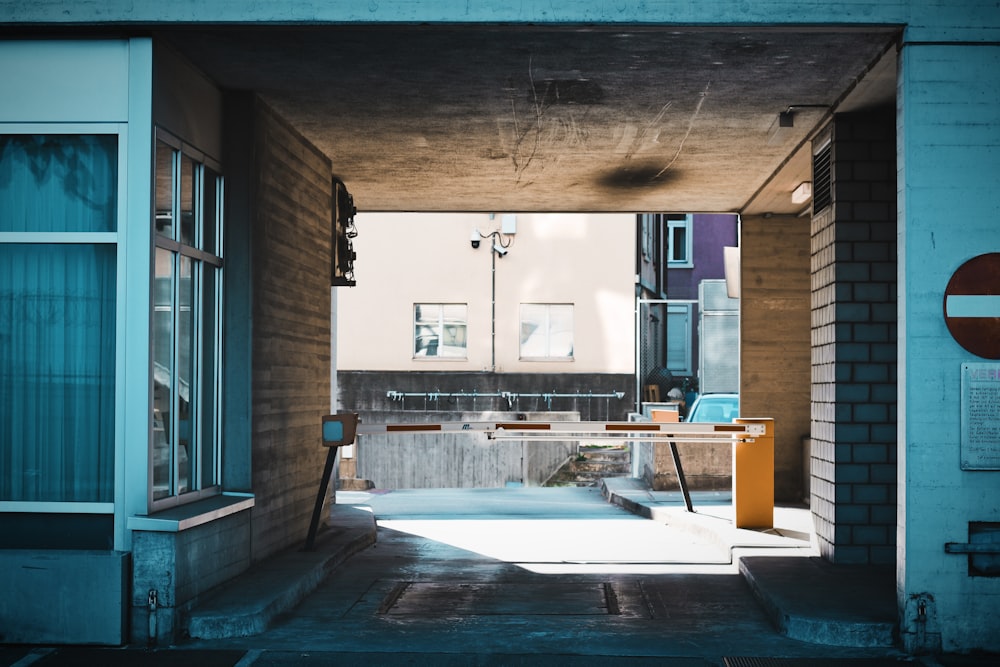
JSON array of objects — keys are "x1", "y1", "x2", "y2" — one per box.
[{"x1": 7, "y1": 3, "x2": 999, "y2": 652}]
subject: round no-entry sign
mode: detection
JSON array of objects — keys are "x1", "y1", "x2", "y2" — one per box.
[{"x1": 943, "y1": 253, "x2": 1000, "y2": 359}]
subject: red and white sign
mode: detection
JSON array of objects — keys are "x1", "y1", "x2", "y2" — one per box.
[{"x1": 944, "y1": 253, "x2": 1000, "y2": 359}]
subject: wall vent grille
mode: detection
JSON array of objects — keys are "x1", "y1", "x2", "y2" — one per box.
[{"x1": 812, "y1": 140, "x2": 832, "y2": 213}]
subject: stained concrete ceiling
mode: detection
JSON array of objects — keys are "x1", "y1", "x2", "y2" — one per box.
[{"x1": 164, "y1": 26, "x2": 900, "y2": 215}]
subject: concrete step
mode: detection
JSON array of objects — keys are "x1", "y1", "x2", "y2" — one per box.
[
  {"x1": 185, "y1": 506, "x2": 376, "y2": 640},
  {"x1": 567, "y1": 460, "x2": 631, "y2": 474},
  {"x1": 545, "y1": 447, "x2": 632, "y2": 487},
  {"x1": 579, "y1": 447, "x2": 629, "y2": 461}
]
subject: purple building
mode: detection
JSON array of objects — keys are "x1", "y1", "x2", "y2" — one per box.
[{"x1": 636, "y1": 213, "x2": 739, "y2": 398}]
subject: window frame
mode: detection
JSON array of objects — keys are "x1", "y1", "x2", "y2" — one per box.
[
  {"x1": 0, "y1": 123, "x2": 126, "y2": 516},
  {"x1": 519, "y1": 303, "x2": 575, "y2": 361},
  {"x1": 149, "y1": 128, "x2": 224, "y2": 511},
  {"x1": 412, "y1": 302, "x2": 468, "y2": 360},
  {"x1": 666, "y1": 214, "x2": 693, "y2": 268}
]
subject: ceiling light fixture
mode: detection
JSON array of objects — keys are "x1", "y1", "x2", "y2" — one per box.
[
  {"x1": 791, "y1": 181, "x2": 813, "y2": 204},
  {"x1": 766, "y1": 110, "x2": 795, "y2": 145}
]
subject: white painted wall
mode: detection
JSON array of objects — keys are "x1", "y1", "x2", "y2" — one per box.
[{"x1": 336, "y1": 212, "x2": 635, "y2": 374}]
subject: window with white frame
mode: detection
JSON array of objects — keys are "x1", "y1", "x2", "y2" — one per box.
[
  {"x1": 414, "y1": 303, "x2": 467, "y2": 358},
  {"x1": 666, "y1": 303, "x2": 693, "y2": 375},
  {"x1": 152, "y1": 131, "x2": 224, "y2": 506},
  {"x1": 520, "y1": 303, "x2": 574, "y2": 360},
  {"x1": 0, "y1": 131, "x2": 119, "y2": 505},
  {"x1": 667, "y1": 214, "x2": 693, "y2": 267}
]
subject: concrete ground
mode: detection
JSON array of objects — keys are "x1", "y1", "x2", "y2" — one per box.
[{"x1": 4, "y1": 481, "x2": 996, "y2": 666}]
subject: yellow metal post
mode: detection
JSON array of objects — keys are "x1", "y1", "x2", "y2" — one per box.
[{"x1": 733, "y1": 417, "x2": 774, "y2": 529}]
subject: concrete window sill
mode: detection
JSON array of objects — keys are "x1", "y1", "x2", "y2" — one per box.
[{"x1": 127, "y1": 493, "x2": 255, "y2": 533}]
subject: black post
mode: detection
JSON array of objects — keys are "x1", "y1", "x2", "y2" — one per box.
[
  {"x1": 668, "y1": 440, "x2": 694, "y2": 513},
  {"x1": 304, "y1": 446, "x2": 339, "y2": 551}
]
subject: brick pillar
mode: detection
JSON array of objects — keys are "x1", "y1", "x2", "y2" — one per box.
[{"x1": 810, "y1": 111, "x2": 897, "y2": 565}]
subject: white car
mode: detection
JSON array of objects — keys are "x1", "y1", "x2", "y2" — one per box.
[{"x1": 686, "y1": 393, "x2": 739, "y2": 423}]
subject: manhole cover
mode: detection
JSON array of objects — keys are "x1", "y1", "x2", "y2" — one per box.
[{"x1": 378, "y1": 581, "x2": 620, "y2": 616}]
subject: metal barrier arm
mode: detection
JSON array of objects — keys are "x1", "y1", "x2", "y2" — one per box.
[
  {"x1": 356, "y1": 420, "x2": 764, "y2": 443},
  {"x1": 352, "y1": 420, "x2": 767, "y2": 517}
]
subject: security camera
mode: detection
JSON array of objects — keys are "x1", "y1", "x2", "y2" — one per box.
[
  {"x1": 493, "y1": 242, "x2": 508, "y2": 257},
  {"x1": 470, "y1": 228, "x2": 481, "y2": 249}
]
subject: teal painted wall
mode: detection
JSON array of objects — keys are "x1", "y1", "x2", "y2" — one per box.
[
  {"x1": 1, "y1": 0, "x2": 996, "y2": 41},
  {"x1": 897, "y1": 42, "x2": 1000, "y2": 653}
]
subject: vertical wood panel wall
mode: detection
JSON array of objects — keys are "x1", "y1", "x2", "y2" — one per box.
[
  {"x1": 250, "y1": 100, "x2": 333, "y2": 560},
  {"x1": 740, "y1": 215, "x2": 812, "y2": 502}
]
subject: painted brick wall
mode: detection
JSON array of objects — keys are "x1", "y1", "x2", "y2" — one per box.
[
  {"x1": 250, "y1": 101, "x2": 333, "y2": 561},
  {"x1": 810, "y1": 111, "x2": 897, "y2": 565}
]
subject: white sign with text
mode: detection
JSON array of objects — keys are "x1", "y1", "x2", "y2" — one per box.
[{"x1": 961, "y1": 363, "x2": 1000, "y2": 470}]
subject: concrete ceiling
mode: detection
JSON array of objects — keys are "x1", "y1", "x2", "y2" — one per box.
[{"x1": 164, "y1": 26, "x2": 899, "y2": 215}]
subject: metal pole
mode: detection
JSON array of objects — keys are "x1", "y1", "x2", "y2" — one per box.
[
  {"x1": 668, "y1": 439, "x2": 694, "y2": 513},
  {"x1": 491, "y1": 238, "x2": 496, "y2": 372},
  {"x1": 635, "y1": 296, "x2": 641, "y2": 414},
  {"x1": 304, "y1": 446, "x2": 339, "y2": 551}
]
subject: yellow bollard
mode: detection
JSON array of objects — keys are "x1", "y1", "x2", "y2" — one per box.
[{"x1": 733, "y1": 417, "x2": 774, "y2": 529}]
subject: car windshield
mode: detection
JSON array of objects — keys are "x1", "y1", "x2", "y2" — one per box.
[{"x1": 688, "y1": 395, "x2": 739, "y2": 422}]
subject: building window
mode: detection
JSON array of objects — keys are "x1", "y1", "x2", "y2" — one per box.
[
  {"x1": 414, "y1": 303, "x2": 467, "y2": 358},
  {"x1": 152, "y1": 132, "x2": 223, "y2": 506},
  {"x1": 520, "y1": 303, "x2": 574, "y2": 360},
  {"x1": 666, "y1": 303, "x2": 693, "y2": 375},
  {"x1": 0, "y1": 133, "x2": 118, "y2": 503},
  {"x1": 639, "y1": 213, "x2": 657, "y2": 261},
  {"x1": 667, "y1": 214, "x2": 693, "y2": 267}
]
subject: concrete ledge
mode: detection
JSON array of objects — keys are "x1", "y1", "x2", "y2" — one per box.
[
  {"x1": 739, "y1": 556, "x2": 897, "y2": 647},
  {"x1": 185, "y1": 505, "x2": 376, "y2": 639},
  {"x1": 601, "y1": 476, "x2": 661, "y2": 518},
  {"x1": 127, "y1": 493, "x2": 255, "y2": 532}
]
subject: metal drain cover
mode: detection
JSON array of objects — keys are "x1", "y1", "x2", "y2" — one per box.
[{"x1": 378, "y1": 581, "x2": 620, "y2": 616}]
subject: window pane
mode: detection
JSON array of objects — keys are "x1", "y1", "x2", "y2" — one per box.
[
  {"x1": 437, "y1": 304, "x2": 467, "y2": 357},
  {"x1": 414, "y1": 304, "x2": 439, "y2": 356},
  {"x1": 179, "y1": 155, "x2": 195, "y2": 247},
  {"x1": 520, "y1": 304, "x2": 574, "y2": 359},
  {"x1": 176, "y1": 255, "x2": 195, "y2": 495},
  {"x1": 0, "y1": 135, "x2": 117, "y2": 233},
  {"x1": 202, "y1": 169, "x2": 219, "y2": 255},
  {"x1": 152, "y1": 247, "x2": 174, "y2": 500},
  {"x1": 414, "y1": 304, "x2": 467, "y2": 358},
  {"x1": 519, "y1": 304, "x2": 545, "y2": 356},
  {"x1": 0, "y1": 244, "x2": 116, "y2": 502},
  {"x1": 200, "y1": 267, "x2": 218, "y2": 489},
  {"x1": 666, "y1": 306, "x2": 691, "y2": 374},
  {"x1": 547, "y1": 305, "x2": 574, "y2": 357},
  {"x1": 670, "y1": 225, "x2": 687, "y2": 262},
  {"x1": 154, "y1": 140, "x2": 174, "y2": 239}
]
